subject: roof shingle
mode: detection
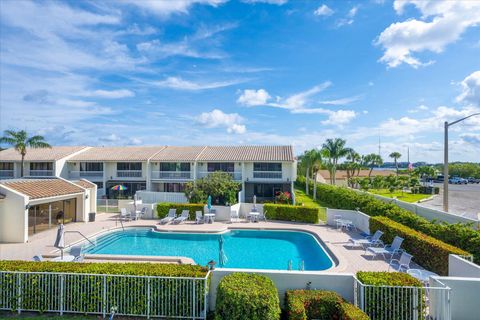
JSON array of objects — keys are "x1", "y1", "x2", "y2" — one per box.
[
  {"x1": 69, "y1": 146, "x2": 165, "y2": 161},
  {"x1": 197, "y1": 146, "x2": 294, "y2": 162},
  {"x1": 151, "y1": 146, "x2": 206, "y2": 161},
  {"x1": 0, "y1": 146, "x2": 87, "y2": 161},
  {"x1": 0, "y1": 179, "x2": 84, "y2": 200}
]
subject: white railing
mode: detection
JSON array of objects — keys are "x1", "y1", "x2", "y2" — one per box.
[
  {"x1": 252, "y1": 171, "x2": 283, "y2": 179},
  {"x1": 70, "y1": 171, "x2": 104, "y2": 179},
  {"x1": 97, "y1": 199, "x2": 119, "y2": 213},
  {"x1": 117, "y1": 170, "x2": 142, "y2": 178},
  {"x1": 0, "y1": 170, "x2": 14, "y2": 178},
  {"x1": 28, "y1": 170, "x2": 54, "y2": 177},
  {"x1": 0, "y1": 270, "x2": 209, "y2": 319},
  {"x1": 355, "y1": 279, "x2": 451, "y2": 320},
  {"x1": 197, "y1": 171, "x2": 242, "y2": 180},
  {"x1": 136, "y1": 191, "x2": 187, "y2": 204},
  {"x1": 151, "y1": 171, "x2": 192, "y2": 180}
]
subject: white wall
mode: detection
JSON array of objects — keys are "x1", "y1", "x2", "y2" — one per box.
[
  {"x1": 448, "y1": 255, "x2": 480, "y2": 278},
  {"x1": 136, "y1": 191, "x2": 187, "y2": 204},
  {"x1": 209, "y1": 269, "x2": 355, "y2": 310},
  {"x1": 0, "y1": 186, "x2": 28, "y2": 243},
  {"x1": 326, "y1": 208, "x2": 370, "y2": 234}
]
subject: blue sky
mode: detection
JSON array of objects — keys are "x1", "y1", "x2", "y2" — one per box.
[{"x1": 0, "y1": 0, "x2": 479, "y2": 162}]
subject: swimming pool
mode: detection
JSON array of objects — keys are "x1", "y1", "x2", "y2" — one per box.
[{"x1": 83, "y1": 228, "x2": 334, "y2": 271}]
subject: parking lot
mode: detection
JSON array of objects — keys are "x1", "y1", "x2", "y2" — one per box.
[{"x1": 419, "y1": 183, "x2": 480, "y2": 219}]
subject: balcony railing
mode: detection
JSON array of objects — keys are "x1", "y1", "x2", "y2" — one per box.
[
  {"x1": 253, "y1": 171, "x2": 283, "y2": 179},
  {"x1": 29, "y1": 170, "x2": 54, "y2": 177},
  {"x1": 198, "y1": 171, "x2": 242, "y2": 181},
  {"x1": 70, "y1": 171, "x2": 104, "y2": 179},
  {"x1": 151, "y1": 171, "x2": 192, "y2": 180},
  {"x1": 0, "y1": 170, "x2": 14, "y2": 179},
  {"x1": 117, "y1": 170, "x2": 142, "y2": 178}
]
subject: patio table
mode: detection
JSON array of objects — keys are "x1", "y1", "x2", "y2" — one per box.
[
  {"x1": 204, "y1": 213, "x2": 215, "y2": 224},
  {"x1": 248, "y1": 212, "x2": 260, "y2": 222},
  {"x1": 336, "y1": 219, "x2": 353, "y2": 231},
  {"x1": 52, "y1": 255, "x2": 75, "y2": 262}
]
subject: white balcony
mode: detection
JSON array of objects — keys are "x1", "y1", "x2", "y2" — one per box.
[
  {"x1": 151, "y1": 171, "x2": 192, "y2": 180},
  {"x1": 117, "y1": 170, "x2": 142, "y2": 178},
  {"x1": 252, "y1": 171, "x2": 283, "y2": 180},
  {"x1": 29, "y1": 170, "x2": 54, "y2": 177},
  {"x1": 70, "y1": 171, "x2": 104, "y2": 180},
  {"x1": 198, "y1": 171, "x2": 242, "y2": 181},
  {"x1": 0, "y1": 170, "x2": 14, "y2": 179}
]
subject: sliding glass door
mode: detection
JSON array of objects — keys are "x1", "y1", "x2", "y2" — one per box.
[{"x1": 28, "y1": 198, "x2": 77, "y2": 236}]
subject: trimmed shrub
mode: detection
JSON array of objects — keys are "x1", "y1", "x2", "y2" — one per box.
[
  {"x1": 215, "y1": 273, "x2": 281, "y2": 320},
  {"x1": 285, "y1": 290, "x2": 369, "y2": 320},
  {"x1": 357, "y1": 272, "x2": 423, "y2": 320},
  {"x1": 156, "y1": 202, "x2": 204, "y2": 220},
  {"x1": 369, "y1": 216, "x2": 468, "y2": 275},
  {"x1": 296, "y1": 179, "x2": 479, "y2": 263},
  {"x1": 264, "y1": 203, "x2": 320, "y2": 224}
]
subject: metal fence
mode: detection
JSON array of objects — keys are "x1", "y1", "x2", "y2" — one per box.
[
  {"x1": 355, "y1": 279, "x2": 451, "y2": 320},
  {"x1": 0, "y1": 271, "x2": 210, "y2": 319},
  {"x1": 97, "y1": 199, "x2": 119, "y2": 213}
]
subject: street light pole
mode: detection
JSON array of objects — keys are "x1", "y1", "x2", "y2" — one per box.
[{"x1": 443, "y1": 112, "x2": 480, "y2": 212}]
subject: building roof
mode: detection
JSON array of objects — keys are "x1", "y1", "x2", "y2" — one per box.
[
  {"x1": 197, "y1": 146, "x2": 295, "y2": 162},
  {"x1": 0, "y1": 146, "x2": 87, "y2": 161},
  {"x1": 317, "y1": 169, "x2": 399, "y2": 180},
  {"x1": 71, "y1": 179, "x2": 97, "y2": 189},
  {"x1": 68, "y1": 146, "x2": 165, "y2": 162},
  {"x1": 151, "y1": 146, "x2": 206, "y2": 161},
  {"x1": 0, "y1": 179, "x2": 84, "y2": 200}
]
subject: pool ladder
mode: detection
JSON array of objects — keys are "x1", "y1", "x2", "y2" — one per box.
[{"x1": 287, "y1": 260, "x2": 305, "y2": 271}]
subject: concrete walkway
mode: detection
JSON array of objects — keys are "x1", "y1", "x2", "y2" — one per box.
[{"x1": 0, "y1": 212, "x2": 395, "y2": 274}]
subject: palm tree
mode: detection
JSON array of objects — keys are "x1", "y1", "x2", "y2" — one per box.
[
  {"x1": 363, "y1": 153, "x2": 384, "y2": 178},
  {"x1": 345, "y1": 149, "x2": 361, "y2": 187},
  {"x1": 309, "y1": 150, "x2": 323, "y2": 200},
  {"x1": 0, "y1": 130, "x2": 51, "y2": 177},
  {"x1": 321, "y1": 138, "x2": 349, "y2": 185},
  {"x1": 389, "y1": 151, "x2": 402, "y2": 175}
]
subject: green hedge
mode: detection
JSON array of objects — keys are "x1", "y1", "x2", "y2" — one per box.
[
  {"x1": 215, "y1": 273, "x2": 281, "y2": 320},
  {"x1": 296, "y1": 178, "x2": 479, "y2": 263},
  {"x1": 263, "y1": 203, "x2": 320, "y2": 224},
  {"x1": 156, "y1": 202, "x2": 204, "y2": 220},
  {"x1": 0, "y1": 261, "x2": 208, "y2": 315},
  {"x1": 285, "y1": 290, "x2": 369, "y2": 320},
  {"x1": 370, "y1": 216, "x2": 467, "y2": 275},
  {"x1": 357, "y1": 272, "x2": 423, "y2": 320}
]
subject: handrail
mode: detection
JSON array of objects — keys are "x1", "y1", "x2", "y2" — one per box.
[{"x1": 64, "y1": 230, "x2": 95, "y2": 246}]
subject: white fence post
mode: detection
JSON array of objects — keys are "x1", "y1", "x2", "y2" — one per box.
[
  {"x1": 102, "y1": 275, "x2": 107, "y2": 318},
  {"x1": 16, "y1": 273, "x2": 21, "y2": 314},
  {"x1": 59, "y1": 274, "x2": 64, "y2": 316}
]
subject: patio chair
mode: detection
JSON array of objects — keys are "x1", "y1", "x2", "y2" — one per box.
[
  {"x1": 349, "y1": 230, "x2": 384, "y2": 248},
  {"x1": 32, "y1": 255, "x2": 44, "y2": 262},
  {"x1": 173, "y1": 210, "x2": 189, "y2": 224},
  {"x1": 388, "y1": 252, "x2": 413, "y2": 272},
  {"x1": 120, "y1": 208, "x2": 131, "y2": 221},
  {"x1": 195, "y1": 211, "x2": 204, "y2": 224},
  {"x1": 258, "y1": 210, "x2": 267, "y2": 222},
  {"x1": 70, "y1": 245, "x2": 84, "y2": 262},
  {"x1": 334, "y1": 215, "x2": 343, "y2": 229},
  {"x1": 229, "y1": 210, "x2": 239, "y2": 223},
  {"x1": 160, "y1": 209, "x2": 177, "y2": 224},
  {"x1": 130, "y1": 209, "x2": 139, "y2": 221},
  {"x1": 366, "y1": 236, "x2": 404, "y2": 260},
  {"x1": 140, "y1": 207, "x2": 147, "y2": 218}
]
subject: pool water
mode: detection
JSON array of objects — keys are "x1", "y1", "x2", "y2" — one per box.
[{"x1": 83, "y1": 228, "x2": 334, "y2": 271}]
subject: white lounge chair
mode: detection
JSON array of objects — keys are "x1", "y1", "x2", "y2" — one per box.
[
  {"x1": 120, "y1": 208, "x2": 131, "y2": 221},
  {"x1": 195, "y1": 211, "x2": 204, "y2": 224},
  {"x1": 130, "y1": 209, "x2": 139, "y2": 221},
  {"x1": 388, "y1": 252, "x2": 413, "y2": 272},
  {"x1": 349, "y1": 230, "x2": 384, "y2": 248},
  {"x1": 258, "y1": 210, "x2": 267, "y2": 222},
  {"x1": 70, "y1": 246, "x2": 84, "y2": 262},
  {"x1": 367, "y1": 236, "x2": 404, "y2": 260},
  {"x1": 173, "y1": 210, "x2": 189, "y2": 224},
  {"x1": 230, "y1": 210, "x2": 239, "y2": 223},
  {"x1": 33, "y1": 255, "x2": 44, "y2": 262},
  {"x1": 160, "y1": 209, "x2": 177, "y2": 224}
]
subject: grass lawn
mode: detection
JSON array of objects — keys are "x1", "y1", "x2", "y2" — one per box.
[
  {"x1": 294, "y1": 188, "x2": 328, "y2": 222},
  {"x1": 369, "y1": 189, "x2": 432, "y2": 203}
]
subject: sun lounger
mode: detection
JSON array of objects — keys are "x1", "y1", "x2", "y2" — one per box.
[
  {"x1": 173, "y1": 210, "x2": 189, "y2": 224},
  {"x1": 120, "y1": 208, "x2": 131, "y2": 221},
  {"x1": 32, "y1": 255, "x2": 44, "y2": 262},
  {"x1": 195, "y1": 211, "x2": 204, "y2": 224},
  {"x1": 367, "y1": 236, "x2": 404, "y2": 260},
  {"x1": 230, "y1": 210, "x2": 239, "y2": 223},
  {"x1": 388, "y1": 252, "x2": 413, "y2": 272},
  {"x1": 70, "y1": 245, "x2": 84, "y2": 262},
  {"x1": 349, "y1": 230, "x2": 384, "y2": 248},
  {"x1": 160, "y1": 209, "x2": 177, "y2": 224}
]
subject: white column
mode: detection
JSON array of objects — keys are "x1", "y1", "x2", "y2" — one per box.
[
  {"x1": 102, "y1": 162, "x2": 107, "y2": 197},
  {"x1": 146, "y1": 161, "x2": 152, "y2": 191}
]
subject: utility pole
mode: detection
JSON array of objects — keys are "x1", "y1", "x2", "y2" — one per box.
[{"x1": 443, "y1": 113, "x2": 480, "y2": 212}]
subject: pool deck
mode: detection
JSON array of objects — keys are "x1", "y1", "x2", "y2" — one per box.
[{"x1": 0, "y1": 212, "x2": 400, "y2": 274}]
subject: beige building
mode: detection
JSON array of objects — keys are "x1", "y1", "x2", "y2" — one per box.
[{"x1": 316, "y1": 169, "x2": 397, "y2": 186}]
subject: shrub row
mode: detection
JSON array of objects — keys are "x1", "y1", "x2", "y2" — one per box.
[
  {"x1": 156, "y1": 202, "x2": 204, "y2": 220},
  {"x1": 285, "y1": 290, "x2": 369, "y2": 320},
  {"x1": 214, "y1": 273, "x2": 281, "y2": 320},
  {"x1": 369, "y1": 216, "x2": 467, "y2": 275},
  {"x1": 263, "y1": 203, "x2": 320, "y2": 224},
  {"x1": 296, "y1": 178, "x2": 479, "y2": 263}
]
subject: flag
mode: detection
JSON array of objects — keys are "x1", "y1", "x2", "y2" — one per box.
[{"x1": 408, "y1": 163, "x2": 413, "y2": 171}]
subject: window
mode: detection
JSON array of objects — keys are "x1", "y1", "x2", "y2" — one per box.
[
  {"x1": 117, "y1": 162, "x2": 142, "y2": 171},
  {"x1": 94, "y1": 182, "x2": 103, "y2": 189},
  {"x1": 253, "y1": 163, "x2": 282, "y2": 171},
  {"x1": 30, "y1": 162, "x2": 53, "y2": 170},
  {"x1": 80, "y1": 162, "x2": 103, "y2": 171},
  {"x1": 207, "y1": 162, "x2": 234, "y2": 172},
  {"x1": 160, "y1": 183, "x2": 186, "y2": 193},
  {"x1": 160, "y1": 162, "x2": 190, "y2": 171},
  {"x1": 0, "y1": 162, "x2": 13, "y2": 170}
]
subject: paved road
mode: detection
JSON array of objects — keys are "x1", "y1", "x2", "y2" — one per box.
[{"x1": 419, "y1": 183, "x2": 480, "y2": 219}]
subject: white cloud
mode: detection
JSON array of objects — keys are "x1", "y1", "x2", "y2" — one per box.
[
  {"x1": 456, "y1": 71, "x2": 480, "y2": 107},
  {"x1": 314, "y1": 4, "x2": 334, "y2": 17},
  {"x1": 197, "y1": 109, "x2": 246, "y2": 134},
  {"x1": 347, "y1": 6, "x2": 358, "y2": 18},
  {"x1": 137, "y1": 38, "x2": 225, "y2": 60},
  {"x1": 376, "y1": 0, "x2": 480, "y2": 68},
  {"x1": 279, "y1": 82, "x2": 332, "y2": 110},
  {"x1": 237, "y1": 89, "x2": 272, "y2": 106},
  {"x1": 89, "y1": 89, "x2": 135, "y2": 98},
  {"x1": 242, "y1": 0, "x2": 288, "y2": 5},
  {"x1": 321, "y1": 110, "x2": 357, "y2": 125},
  {"x1": 319, "y1": 95, "x2": 362, "y2": 105},
  {"x1": 120, "y1": 0, "x2": 227, "y2": 17},
  {"x1": 155, "y1": 77, "x2": 244, "y2": 90},
  {"x1": 407, "y1": 104, "x2": 429, "y2": 113}
]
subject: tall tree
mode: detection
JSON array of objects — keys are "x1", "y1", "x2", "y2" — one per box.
[
  {"x1": 309, "y1": 149, "x2": 323, "y2": 200},
  {"x1": 0, "y1": 130, "x2": 51, "y2": 177},
  {"x1": 345, "y1": 148, "x2": 361, "y2": 187},
  {"x1": 321, "y1": 138, "x2": 349, "y2": 185},
  {"x1": 389, "y1": 151, "x2": 402, "y2": 175},
  {"x1": 363, "y1": 153, "x2": 384, "y2": 178}
]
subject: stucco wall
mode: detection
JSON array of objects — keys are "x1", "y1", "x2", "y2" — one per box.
[
  {"x1": 448, "y1": 255, "x2": 480, "y2": 278},
  {"x1": 0, "y1": 186, "x2": 28, "y2": 243},
  {"x1": 326, "y1": 208, "x2": 370, "y2": 234}
]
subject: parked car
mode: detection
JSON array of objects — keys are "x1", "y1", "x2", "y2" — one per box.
[
  {"x1": 467, "y1": 177, "x2": 480, "y2": 184},
  {"x1": 449, "y1": 177, "x2": 468, "y2": 184}
]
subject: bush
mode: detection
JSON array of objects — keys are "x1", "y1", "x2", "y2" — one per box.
[
  {"x1": 296, "y1": 179, "x2": 479, "y2": 263},
  {"x1": 156, "y1": 202, "x2": 204, "y2": 220},
  {"x1": 215, "y1": 273, "x2": 281, "y2": 320},
  {"x1": 370, "y1": 216, "x2": 467, "y2": 275},
  {"x1": 357, "y1": 272, "x2": 423, "y2": 319},
  {"x1": 417, "y1": 186, "x2": 440, "y2": 194},
  {"x1": 184, "y1": 171, "x2": 241, "y2": 205},
  {"x1": 285, "y1": 290, "x2": 368, "y2": 320},
  {"x1": 264, "y1": 203, "x2": 320, "y2": 224}
]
